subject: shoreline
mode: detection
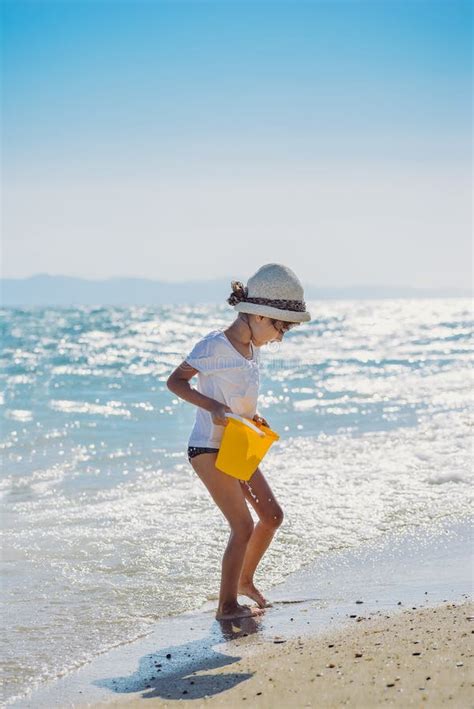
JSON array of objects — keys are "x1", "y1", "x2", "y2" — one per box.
[
  {"x1": 8, "y1": 515, "x2": 473, "y2": 708},
  {"x1": 91, "y1": 599, "x2": 474, "y2": 708}
]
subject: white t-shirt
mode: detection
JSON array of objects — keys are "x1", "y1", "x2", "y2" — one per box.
[{"x1": 184, "y1": 329, "x2": 261, "y2": 448}]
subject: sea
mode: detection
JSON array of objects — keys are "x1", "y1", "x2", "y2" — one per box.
[{"x1": 1, "y1": 299, "x2": 472, "y2": 705}]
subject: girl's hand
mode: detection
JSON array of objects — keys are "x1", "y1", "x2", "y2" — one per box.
[
  {"x1": 210, "y1": 402, "x2": 233, "y2": 427},
  {"x1": 253, "y1": 413, "x2": 269, "y2": 427}
]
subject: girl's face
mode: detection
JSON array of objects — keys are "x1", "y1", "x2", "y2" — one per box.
[{"x1": 247, "y1": 314, "x2": 299, "y2": 346}]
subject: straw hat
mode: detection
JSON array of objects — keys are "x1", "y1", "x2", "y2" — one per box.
[{"x1": 227, "y1": 263, "x2": 311, "y2": 323}]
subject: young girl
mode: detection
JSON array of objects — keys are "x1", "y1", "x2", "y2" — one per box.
[{"x1": 167, "y1": 263, "x2": 311, "y2": 620}]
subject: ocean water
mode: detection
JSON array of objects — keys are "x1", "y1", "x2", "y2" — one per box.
[{"x1": 1, "y1": 299, "x2": 472, "y2": 704}]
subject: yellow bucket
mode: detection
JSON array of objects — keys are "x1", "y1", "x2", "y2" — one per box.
[{"x1": 215, "y1": 413, "x2": 280, "y2": 481}]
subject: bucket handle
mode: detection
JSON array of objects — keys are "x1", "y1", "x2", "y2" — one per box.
[{"x1": 224, "y1": 413, "x2": 265, "y2": 437}]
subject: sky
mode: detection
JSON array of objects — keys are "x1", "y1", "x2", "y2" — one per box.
[{"x1": 1, "y1": 0, "x2": 472, "y2": 289}]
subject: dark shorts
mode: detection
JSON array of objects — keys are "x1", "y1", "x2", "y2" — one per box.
[{"x1": 187, "y1": 446, "x2": 219, "y2": 462}]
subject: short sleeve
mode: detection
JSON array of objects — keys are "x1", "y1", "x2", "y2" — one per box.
[{"x1": 184, "y1": 337, "x2": 220, "y2": 375}]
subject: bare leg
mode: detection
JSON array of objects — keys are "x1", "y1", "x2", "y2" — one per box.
[
  {"x1": 217, "y1": 528, "x2": 264, "y2": 619},
  {"x1": 238, "y1": 522, "x2": 279, "y2": 606},
  {"x1": 238, "y1": 468, "x2": 284, "y2": 607},
  {"x1": 190, "y1": 452, "x2": 266, "y2": 620}
]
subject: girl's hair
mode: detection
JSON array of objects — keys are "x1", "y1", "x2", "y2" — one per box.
[{"x1": 227, "y1": 281, "x2": 248, "y2": 306}]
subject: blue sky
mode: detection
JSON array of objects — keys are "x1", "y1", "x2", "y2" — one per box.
[{"x1": 2, "y1": 0, "x2": 472, "y2": 288}]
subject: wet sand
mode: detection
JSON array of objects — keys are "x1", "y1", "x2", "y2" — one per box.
[
  {"x1": 91, "y1": 599, "x2": 473, "y2": 708},
  {"x1": 11, "y1": 517, "x2": 473, "y2": 708}
]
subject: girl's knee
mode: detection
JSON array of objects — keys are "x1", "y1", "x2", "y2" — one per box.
[
  {"x1": 264, "y1": 506, "x2": 284, "y2": 529},
  {"x1": 231, "y1": 520, "x2": 254, "y2": 543}
]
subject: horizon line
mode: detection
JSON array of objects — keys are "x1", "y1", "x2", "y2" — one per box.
[{"x1": 1, "y1": 273, "x2": 471, "y2": 292}]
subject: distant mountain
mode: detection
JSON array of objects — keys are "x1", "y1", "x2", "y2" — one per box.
[{"x1": 0, "y1": 274, "x2": 471, "y2": 306}]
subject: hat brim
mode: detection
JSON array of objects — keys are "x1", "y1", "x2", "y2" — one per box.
[{"x1": 234, "y1": 302, "x2": 311, "y2": 323}]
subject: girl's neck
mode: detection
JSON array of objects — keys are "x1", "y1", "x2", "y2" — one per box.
[{"x1": 224, "y1": 316, "x2": 251, "y2": 346}]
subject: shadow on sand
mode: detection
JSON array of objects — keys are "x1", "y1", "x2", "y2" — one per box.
[{"x1": 93, "y1": 613, "x2": 265, "y2": 701}]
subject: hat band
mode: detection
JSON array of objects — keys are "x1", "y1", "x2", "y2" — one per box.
[
  {"x1": 227, "y1": 280, "x2": 306, "y2": 313},
  {"x1": 244, "y1": 296, "x2": 307, "y2": 313}
]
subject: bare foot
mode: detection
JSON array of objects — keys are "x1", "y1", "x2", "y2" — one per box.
[
  {"x1": 215, "y1": 602, "x2": 265, "y2": 620},
  {"x1": 238, "y1": 581, "x2": 273, "y2": 608}
]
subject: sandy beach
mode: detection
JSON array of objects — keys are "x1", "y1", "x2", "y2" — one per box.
[
  {"x1": 91, "y1": 599, "x2": 473, "y2": 708},
  {"x1": 10, "y1": 517, "x2": 472, "y2": 708}
]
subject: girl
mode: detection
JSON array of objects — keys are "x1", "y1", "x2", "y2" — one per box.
[{"x1": 167, "y1": 263, "x2": 311, "y2": 620}]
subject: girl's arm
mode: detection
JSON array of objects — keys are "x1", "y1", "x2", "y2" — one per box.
[{"x1": 166, "y1": 361, "x2": 232, "y2": 426}]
